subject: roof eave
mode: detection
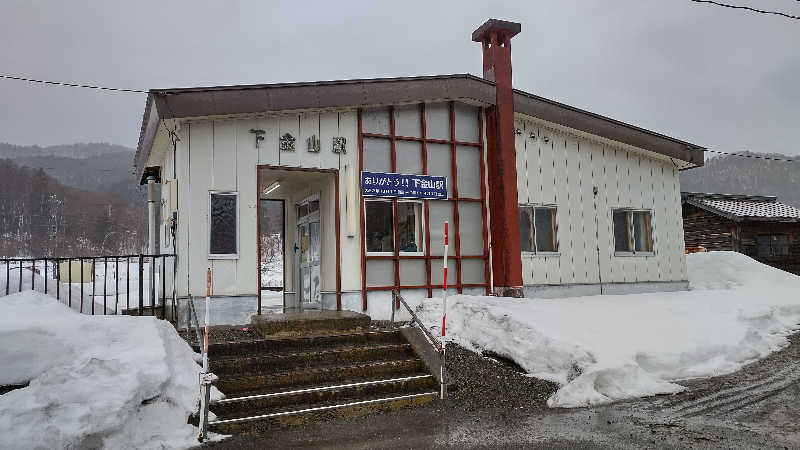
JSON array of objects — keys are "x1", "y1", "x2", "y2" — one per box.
[{"x1": 512, "y1": 89, "x2": 705, "y2": 168}]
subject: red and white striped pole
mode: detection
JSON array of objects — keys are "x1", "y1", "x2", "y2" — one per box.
[
  {"x1": 441, "y1": 221, "x2": 448, "y2": 400},
  {"x1": 198, "y1": 268, "x2": 212, "y2": 441}
]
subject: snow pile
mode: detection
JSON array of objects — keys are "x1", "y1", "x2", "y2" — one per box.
[
  {"x1": 418, "y1": 252, "x2": 800, "y2": 408},
  {"x1": 0, "y1": 291, "x2": 208, "y2": 449}
]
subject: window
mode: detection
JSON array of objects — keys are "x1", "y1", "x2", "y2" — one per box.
[
  {"x1": 756, "y1": 235, "x2": 789, "y2": 257},
  {"x1": 613, "y1": 209, "x2": 653, "y2": 255},
  {"x1": 365, "y1": 200, "x2": 393, "y2": 253},
  {"x1": 365, "y1": 199, "x2": 423, "y2": 254},
  {"x1": 519, "y1": 205, "x2": 558, "y2": 253},
  {"x1": 397, "y1": 201, "x2": 423, "y2": 253},
  {"x1": 209, "y1": 192, "x2": 238, "y2": 258}
]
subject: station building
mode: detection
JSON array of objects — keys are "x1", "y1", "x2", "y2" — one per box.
[{"x1": 135, "y1": 19, "x2": 704, "y2": 320}]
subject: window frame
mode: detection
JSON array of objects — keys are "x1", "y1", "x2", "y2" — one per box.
[
  {"x1": 612, "y1": 208, "x2": 654, "y2": 257},
  {"x1": 756, "y1": 234, "x2": 790, "y2": 258},
  {"x1": 396, "y1": 199, "x2": 425, "y2": 256},
  {"x1": 208, "y1": 190, "x2": 239, "y2": 259},
  {"x1": 364, "y1": 198, "x2": 425, "y2": 256},
  {"x1": 519, "y1": 204, "x2": 559, "y2": 256}
]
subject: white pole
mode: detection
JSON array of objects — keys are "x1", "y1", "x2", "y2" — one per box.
[
  {"x1": 441, "y1": 221, "x2": 448, "y2": 400},
  {"x1": 198, "y1": 268, "x2": 212, "y2": 441}
]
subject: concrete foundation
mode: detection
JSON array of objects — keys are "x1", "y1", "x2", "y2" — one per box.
[{"x1": 523, "y1": 280, "x2": 689, "y2": 299}]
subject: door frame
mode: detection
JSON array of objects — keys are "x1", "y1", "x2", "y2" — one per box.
[
  {"x1": 296, "y1": 193, "x2": 322, "y2": 310},
  {"x1": 256, "y1": 165, "x2": 342, "y2": 314}
]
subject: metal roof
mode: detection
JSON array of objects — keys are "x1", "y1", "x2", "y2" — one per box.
[
  {"x1": 135, "y1": 74, "x2": 706, "y2": 182},
  {"x1": 682, "y1": 192, "x2": 800, "y2": 222}
]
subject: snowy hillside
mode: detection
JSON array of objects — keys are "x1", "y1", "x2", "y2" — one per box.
[{"x1": 418, "y1": 252, "x2": 800, "y2": 408}]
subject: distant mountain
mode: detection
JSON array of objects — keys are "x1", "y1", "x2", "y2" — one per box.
[
  {"x1": 0, "y1": 160, "x2": 146, "y2": 257},
  {"x1": 0, "y1": 143, "x2": 143, "y2": 209},
  {"x1": 0, "y1": 142, "x2": 148, "y2": 257},
  {"x1": 680, "y1": 152, "x2": 800, "y2": 208},
  {"x1": 0, "y1": 142, "x2": 133, "y2": 160}
]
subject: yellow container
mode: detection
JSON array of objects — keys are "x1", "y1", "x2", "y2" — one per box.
[{"x1": 58, "y1": 260, "x2": 93, "y2": 283}]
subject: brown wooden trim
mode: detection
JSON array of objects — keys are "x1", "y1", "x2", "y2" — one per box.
[
  {"x1": 422, "y1": 103, "x2": 432, "y2": 299},
  {"x1": 256, "y1": 164, "x2": 338, "y2": 174},
  {"x1": 390, "y1": 107, "x2": 400, "y2": 298},
  {"x1": 366, "y1": 254, "x2": 428, "y2": 260},
  {"x1": 358, "y1": 109, "x2": 367, "y2": 311},
  {"x1": 257, "y1": 164, "x2": 341, "y2": 310},
  {"x1": 450, "y1": 101, "x2": 463, "y2": 294},
  {"x1": 366, "y1": 254, "x2": 485, "y2": 261},
  {"x1": 361, "y1": 132, "x2": 482, "y2": 148},
  {"x1": 334, "y1": 170, "x2": 342, "y2": 310},
  {"x1": 366, "y1": 283, "x2": 488, "y2": 292},
  {"x1": 478, "y1": 109, "x2": 490, "y2": 294}
]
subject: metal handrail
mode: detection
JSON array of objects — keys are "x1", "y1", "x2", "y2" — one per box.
[
  {"x1": 390, "y1": 289, "x2": 442, "y2": 353},
  {"x1": 390, "y1": 289, "x2": 446, "y2": 399}
]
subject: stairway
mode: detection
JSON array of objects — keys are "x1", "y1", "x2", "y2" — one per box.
[{"x1": 197, "y1": 314, "x2": 438, "y2": 434}]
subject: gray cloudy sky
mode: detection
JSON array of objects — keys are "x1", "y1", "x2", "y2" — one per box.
[{"x1": 1, "y1": 0, "x2": 798, "y2": 155}]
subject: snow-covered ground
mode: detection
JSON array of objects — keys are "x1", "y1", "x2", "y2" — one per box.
[
  {"x1": 418, "y1": 251, "x2": 800, "y2": 408},
  {"x1": 0, "y1": 291, "x2": 216, "y2": 449}
]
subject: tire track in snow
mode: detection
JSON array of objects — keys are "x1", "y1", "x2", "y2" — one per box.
[{"x1": 665, "y1": 363, "x2": 800, "y2": 419}]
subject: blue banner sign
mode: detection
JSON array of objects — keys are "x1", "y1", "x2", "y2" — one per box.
[{"x1": 361, "y1": 171, "x2": 447, "y2": 199}]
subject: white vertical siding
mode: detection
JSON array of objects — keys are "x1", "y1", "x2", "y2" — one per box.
[
  {"x1": 161, "y1": 109, "x2": 360, "y2": 299},
  {"x1": 187, "y1": 121, "x2": 213, "y2": 295},
  {"x1": 515, "y1": 114, "x2": 688, "y2": 286},
  {"x1": 337, "y1": 110, "x2": 361, "y2": 293},
  {"x1": 236, "y1": 119, "x2": 259, "y2": 295}
]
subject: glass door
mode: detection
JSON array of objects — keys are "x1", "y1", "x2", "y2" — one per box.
[{"x1": 296, "y1": 195, "x2": 321, "y2": 309}]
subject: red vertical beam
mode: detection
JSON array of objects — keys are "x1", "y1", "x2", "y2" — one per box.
[
  {"x1": 256, "y1": 166, "x2": 262, "y2": 314},
  {"x1": 335, "y1": 170, "x2": 342, "y2": 310},
  {"x1": 358, "y1": 109, "x2": 367, "y2": 311},
  {"x1": 478, "y1": 110, "x2": 491, "y2": 294},
  {"x1": 421, "y1": 103, "x2": 432, "y2": 299},
  {"x1": 449, "y1": 102, "x2": 462, "y2": 294}
]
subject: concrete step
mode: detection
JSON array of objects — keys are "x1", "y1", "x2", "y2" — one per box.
[
  {"x1": 250, "y1": 310, "x2": 371, "y2": 337},
  {"x1": 211, "y1": 374, "x2": 437, "y2": 420},
  {"x1": 197, "y1": 330, "x2": 405, "y2": 359},
  {"x1": 208, "y1": 391, "x2": 438, "y2": 435},
  {"x1": 211, "y1": 343, "x2": 416, "y2": 377},
  {"x1": 216, "y1": 359, "x2": 429, "y2": 397}
]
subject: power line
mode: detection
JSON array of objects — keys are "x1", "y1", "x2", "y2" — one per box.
[
  {"x1": 0, "y1": 75, "x2": 146, "y2": 93},
  {"x1": 690, "y1": 0, "x2": 800, "y2": 20},
  {"x1": 704, "y1": 148, "x2": 799, "y2": 162}
]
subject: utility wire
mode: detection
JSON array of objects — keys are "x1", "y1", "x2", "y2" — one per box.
[
  {"x1": 3, "y1": 74, "x2": 797, "y2": 163},
  {"x1": 690, "y1": 0, "x2": 800, "y2": 20},
  {"x1": 0, "y1": 74, "x2": 146, "y2": 93},
  {"x1": 704, "y1": 148, "x2": 799, "y2": 162}
]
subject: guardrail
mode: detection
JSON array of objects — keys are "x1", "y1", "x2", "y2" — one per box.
[
  {"x1": 0, "y1": 254, "x2": 177, "y2": 322},
  {"x1": 390, "y1": 289, "x2": 445, "y2": 399}
]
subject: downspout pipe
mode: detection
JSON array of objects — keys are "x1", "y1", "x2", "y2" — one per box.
[{"x1": 147, "y1": 176, "x2": 157, "y2": 255}]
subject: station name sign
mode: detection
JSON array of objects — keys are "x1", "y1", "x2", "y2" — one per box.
[{"x1": 361, "y1": 171, "x2": 447, "y2": 200}]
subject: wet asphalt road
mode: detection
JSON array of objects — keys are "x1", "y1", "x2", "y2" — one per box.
[{"x1": 200, "y1": 334, "x2": 800, "y2": 449}]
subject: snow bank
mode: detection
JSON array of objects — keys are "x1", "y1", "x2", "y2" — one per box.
[
  {"x1": 418, "y1": 252, "x2": 800, "y2": 408},
  {"x1": 0, "y1": 291, "x2": 208, "y2": 449}
]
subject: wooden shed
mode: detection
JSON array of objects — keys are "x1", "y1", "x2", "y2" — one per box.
[{"x1": 682, "y1": 192, "x2": 800, "y2": 275}]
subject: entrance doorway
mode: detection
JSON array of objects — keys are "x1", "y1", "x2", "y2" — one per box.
[
  {"x1": 259, "y1": 199, "x2": 284, "y2": 311},
  {"x1": 257, "y1": 165, "x2": 341, "y2": 314},
  {"x1": 296, "y1": 195, "x2": 321, "y2": 309}
]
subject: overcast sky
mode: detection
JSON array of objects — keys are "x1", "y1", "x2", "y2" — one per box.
[{"x1": 1, "y1": 0, "x2": 798, "y2": 156}]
